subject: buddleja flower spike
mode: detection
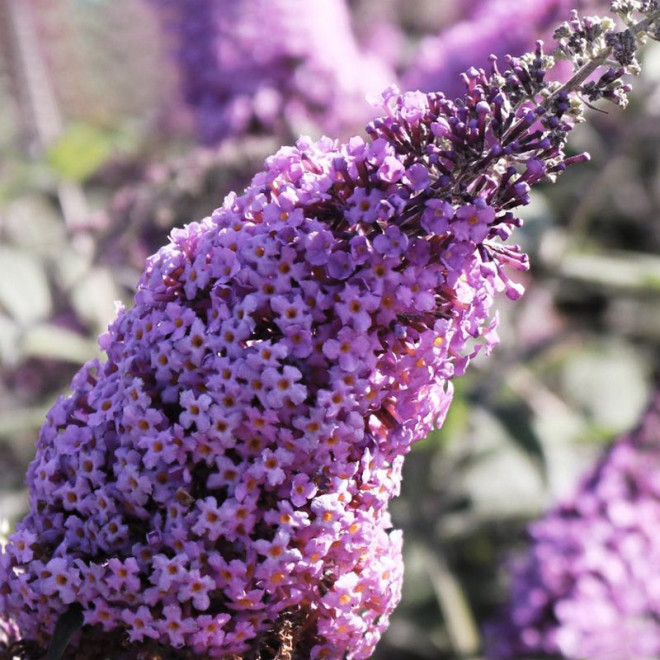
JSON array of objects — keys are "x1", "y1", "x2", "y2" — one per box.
[{"x1": 1, "y1": 2, "x2": 658, "y2": 659}]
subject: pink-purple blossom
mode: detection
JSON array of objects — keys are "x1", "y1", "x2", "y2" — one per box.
[{"x1": 0, "y1": 84, "x2": 531, "y2": 656}]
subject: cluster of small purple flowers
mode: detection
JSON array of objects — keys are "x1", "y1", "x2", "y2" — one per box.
[
  {"x1": 487, "y1": 393, "x2": 660, "y2": 660},
  {"x1": 1, "y1": 3, "x2": 656, "y2": 658},
  {"x1": 0, "y1": 65, "x2": 550, "y2": 657},
  {"x1": 150, "y1": 0, "x2": 391, "y2": 145}
]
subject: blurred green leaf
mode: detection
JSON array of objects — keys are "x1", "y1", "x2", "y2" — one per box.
[
  {"x1": 0, "y1": 405, "x2": 51, "y2": 438},
  {"x1": 21, "y1": 324, "x2": 98, "y2": 363},
  {"x1": 70, "y1": 267, "x2": 124, "y2": 333},
  {"x1": 491, "y1": 400, "x2": 548, "y2": 483},
  {"x1": 0, "y1": 246, "x2": 52, "y2": 325},
  {"x1": 559, "y1": 250, "x2": 660, "y2": 293},
  {"x1": 0, "y1": 158, "x2": 60, "y2": 205},
  {"x1": 0, "y1": 314, "x2": 21, "y2": 366},
  {"x1": 46, "y1": 123, "x2": 113, "y2": 181},
  {"x1": 559, "y1": 339, "x2": 649, "y2": 433},
  {"x1": 3, "y1": 196, "x2": 66, "y2": 253},
  {"x1": 420, "y1": 545, "x2": 480, "y2": 658}
]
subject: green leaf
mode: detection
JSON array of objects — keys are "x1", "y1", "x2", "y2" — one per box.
[
  {"x1": 491, "y1": 400, "x2": 548, "y2": 483},
  {"x1": 0, "y1": 314, "x2": 21, "y2": 365},
  {"x1": 46, "y1": 604, "x2": 83, "y2": 660},
  {"x1": 21, "y1": 323, "x2": 98, "y2": 363},
  {"x1": 0, "y1": 405, "x2": 51, "y2": 438},
  {"x1": 559, "y1": 250, "x2": 660, "y2": 293},
  {"x1": 70, "y1": 266, "x2": 124, "y2": 333},
  {"x1": 46, "y1": 123, "x2": 113, "y2": 181},
  {"x1": 0, "y1": 247, "x2": 52, "y2": 325}
]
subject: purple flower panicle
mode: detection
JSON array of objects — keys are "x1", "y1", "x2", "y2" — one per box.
[{"x1": 1, "y1": 5, "x2": 656, "y2": 658}]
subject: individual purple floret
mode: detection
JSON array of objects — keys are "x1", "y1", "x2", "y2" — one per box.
[
  {"x1": 1, "y1": 4, "x2": 657, "y2": 658},
  {"x1": 487, "y1": 392, "x2": 660, "y2": 660},
  {"x1": 150, "y1": 0, "x2": 392, "y2": 145}
]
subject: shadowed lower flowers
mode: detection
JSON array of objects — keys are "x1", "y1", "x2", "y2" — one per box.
[{"x1": 0, "y1": 2, "x2": 658, "y2": 658}]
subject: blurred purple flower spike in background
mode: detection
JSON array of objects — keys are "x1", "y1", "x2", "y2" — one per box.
[
  {"x1": 487, "y1": 391, "x2": 660, "y2": 660},
  {"x1": 149, "y1": 0, "x2": 393, "y2": 145},
  {"x1": 403, "y1": 0, "x2": 602, "y2": 98}
]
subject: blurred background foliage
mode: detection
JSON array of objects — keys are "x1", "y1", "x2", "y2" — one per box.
[{"x1": 0, "y1": 1, "x2": 658, "y2": 658}]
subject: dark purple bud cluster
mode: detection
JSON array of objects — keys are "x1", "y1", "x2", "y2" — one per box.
[{"x1": 1, "y1": 3, "x2": 658, "y2": 659}]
